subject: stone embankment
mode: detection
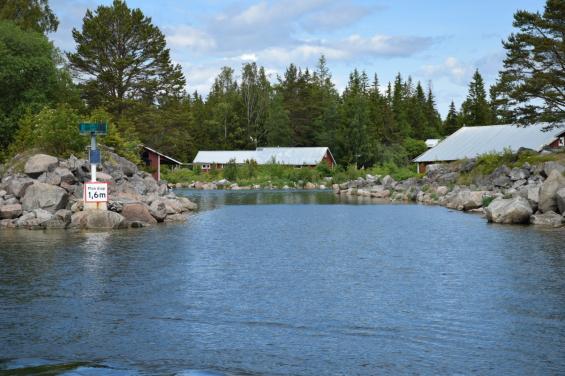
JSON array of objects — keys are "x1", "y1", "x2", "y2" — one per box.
[
  {"x1": 173, "y1": 180, "x2": 328, "y2": 190},
  {"x1": 333, "y1": 159, "x2": 565, "y2": 227},
  {"x1": 0, "y1": 152, "x2": 196, "y2": 230}
]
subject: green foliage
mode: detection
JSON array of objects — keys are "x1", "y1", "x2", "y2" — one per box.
[
  {"x1": 88, "y1": 108, "x2": 141, "y2": 164},
  {"x1": 0, "y1": 0, "x2": 59, "y2": 34},
  {"x1": 67, "y1": 0, "x2": 185, "y2": 116},
  {"x1": 0, "y1": 20, "x2": 63, "y2": 151},
  {"x1": 444, "y1": 100, "x2": 460, "y2": 135},
  {"x1": 370, "y1": 163, "x2": 419, "y2": 181},
  {"x1": 223, "y1": 159, "x2": 238, "y2": 181},
  {"x1": 10, "y1": 104, "x2": 87, "y2": 158},
  {"x1": 495, "y1": 0, "x2": 565, "y2": 126},
  {"x1": 402, "y1": 138, "x2": 428, "y2": 159},
  {"x1": 160, "y1": 167, "x2": 196, "y2": 184},
  {"x1": 315, "y1": 162, "x2": 332, "y2": 177},
  {"x1": 473, "y1": 148, "x2": 515, "y2": 175},
  {"x1": 482, "y1": 196, "x2": 495, "y2": 207},
  {"x1": 460, "y1": 69, "x2": 493, "y2": 126},
  {"x1": 241, "y1": 159, "x2": 258, "y2": 179}
]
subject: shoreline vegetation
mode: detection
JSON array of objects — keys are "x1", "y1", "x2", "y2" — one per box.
[{"x1": 171, "y1": 148, "x2": 565, "y2": 227}]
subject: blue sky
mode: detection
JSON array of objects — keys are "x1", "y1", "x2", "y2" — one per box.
[{"x1": 49, "y1": 0, "x2": 546, "y2": 117}]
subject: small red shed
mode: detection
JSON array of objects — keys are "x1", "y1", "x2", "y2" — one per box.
[{"x1": 140, "y1": 145, "x2": 184, "y2": 181}]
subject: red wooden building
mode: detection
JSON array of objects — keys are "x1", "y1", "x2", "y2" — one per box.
[{"x1": 141, "y1": 145, "x2": 184, "y2": 181}]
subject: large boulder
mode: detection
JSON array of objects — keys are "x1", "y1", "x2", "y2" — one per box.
[
  {"x1": 446, "y1": 189, "x2": 490, "y2": 211},
  {"x1": 0, "y1": 204, "x2": 22, "y2": 219},
  {"x1": 102, "y1": 150, "x2": 138, "y2": 177},
  {"x1": 530, "y1": 211, "x2": 564, "y2": 227},
  {"x1": 556, "y1": 188, "x2": 565, "y2": 214},
  {"x1": 149, "y1": 200, "x2": 167, "y2": 222},
  {"x1": 21, "y1": 182, "x2": 68, "y2": 213},
  {"x1": 128, "y1": 175, "x2": 148, "y2": 195},
  {"x1": 70, "y1": 210, "x2": 127, "y2": 229},
  {"x1": 24, "y1": 154, "x2": 58, "y2": 178},
  {"x1": 381, "y1": 175, "x2": 396, "y2": 189},
  {"x1": 121, "y1": 203, "x2": 157, "y2": 224},
  {"x1": 94, "y1": 171, "x2": 114, "y2": 183},
  {"x1": 5, "y1": 175, "x2": 33, "y2": 198},
  {"x1": 176, "y1": 196, "x2": 197, "y2": 211},
  {"x1": 490, "y1": 165, "x2": 512, "y2": 188},
  {"x1": 304, "y1": 182, "x2": 316, "y2": 190},
  {"x1": 509, "y1": 167, "x2": 530, "y2": 181},
  {"x1": 526, "y1": 184, "x2": 541, "y2": 210},
  {"x1": 538, "y1": 170, "x2": 565, "y2": 213},
  {"x1": 37, "y1": 171, "x2": 61, "y2": 186},
  {"x1": 485, "y1": 196, "x2": 533, "y2": 224},
  {"x1": 542, "y1": 161, "x2": 565, "y2": 177}
]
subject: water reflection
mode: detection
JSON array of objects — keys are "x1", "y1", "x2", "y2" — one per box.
[{"x1": 176, "y1": 188, "x2": 391, "y2": 211}]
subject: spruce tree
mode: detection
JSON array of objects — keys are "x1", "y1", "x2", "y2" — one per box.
[
  {"x1": 460, "y1": 69, "x2": 493, "y2": 126},
  {"x1": 444, "y1": 100, "x2": 460, "y2": 135}
]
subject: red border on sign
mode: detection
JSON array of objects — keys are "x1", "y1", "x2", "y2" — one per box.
[{"x1": 83, "y1": 181, "x2": 109, "y2": 203}]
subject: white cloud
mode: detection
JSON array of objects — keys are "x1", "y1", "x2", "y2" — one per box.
[
  {"x1": 342, "y1": 34, "x2": 433, "y2": 57},
  {"x1": 239, "y1": 53, "x2": 258, "y2": 61},
  {"x1": 166, "y1": 26, "x2": 216, "y2": 52},
  {"x1": 421, "y1": 57, "x2": 471, "y2": 84}
]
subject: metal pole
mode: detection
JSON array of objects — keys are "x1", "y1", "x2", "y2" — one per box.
[{"x1": 91, "y1": 132, "x2": 97, "y2": 182}]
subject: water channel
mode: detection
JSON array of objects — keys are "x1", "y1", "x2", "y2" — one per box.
[{"x1": 1, "y1": 190, "x2": 564, "y2": 375}]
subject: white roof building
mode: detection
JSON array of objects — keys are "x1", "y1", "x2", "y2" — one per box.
[
  {"x1": 414, "y1": 124, "x2": 565, "y2": 164},
  {"x1": 193, "y1": 147, "x2": 335, "y2": 167}
]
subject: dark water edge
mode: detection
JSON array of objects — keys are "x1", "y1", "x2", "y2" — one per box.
[{"x1": 1, "y1": 190, "x2": 564, "y2": 376}]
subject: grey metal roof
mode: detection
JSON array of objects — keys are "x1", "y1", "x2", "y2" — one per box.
[
  {"x1": 193, "y1": 147, "x2": 334, "y2": 165},
  {"x1": 414, "y1": 123, "x2": 564, "y2": 163}
]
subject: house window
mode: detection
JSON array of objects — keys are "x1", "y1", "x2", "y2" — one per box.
[
  {"x1": 202, "y1": 164, "x2": 210, "y2": 170},
  {"x1": 559, "y1": 137, "x2": 565, "y2": 147}
]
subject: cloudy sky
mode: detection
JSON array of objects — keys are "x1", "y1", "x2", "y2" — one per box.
[{"x1": 49, "y1": 0, "x2": 545, "y2": 117}]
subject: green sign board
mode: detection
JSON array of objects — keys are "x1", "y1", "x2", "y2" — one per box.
[{"x1": 79, "y1": 122, "x2": 108, "y2": 135}]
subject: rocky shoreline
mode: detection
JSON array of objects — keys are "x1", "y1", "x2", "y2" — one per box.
[
  {"x1": 172, "y1": 180, "x2": 329, "y2": 191},
  {"x1": 0, "y1": 151, "x2": 196, "y2": 230},
  {"x1": 332, "y1": 159, "x2": 565, "y2": 227}
]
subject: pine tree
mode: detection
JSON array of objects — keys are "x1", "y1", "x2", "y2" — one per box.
[
  {"x1": 460, "y1": 69, "x2": 493, "y2": 126},
  {"x1": 496, "y1": 0, "x2": 565, "y2": 126},
  {"x1": 67, "y1": 0, "x2": 185, "y2": 116}
]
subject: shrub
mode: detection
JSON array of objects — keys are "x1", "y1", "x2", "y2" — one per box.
[
  {"x1": 242, "y1": 159, "x2": 258, "y2": 179},
  {"x1": 403, "y1": 138, "x2": 428, "y2": 159},
  {"x1": 10, "y1": 104, "x2": 87, "y2": 158},
  {"x1": 161, "y1": 167, "x2": 195, "y2": 184},
  {"x1": 223, "y1": 159, "x2": 238, "y2": 181},
  {"x1": 482, "y1": 196, "x2": 495, "y2": 207},
  {"x1": 316, "y1": 162, "x2": 332, "y2": 177}
]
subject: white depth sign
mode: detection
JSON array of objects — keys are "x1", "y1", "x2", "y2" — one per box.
[{"x1": 84, "y1": 182, "x2": 108, "y2": 202}]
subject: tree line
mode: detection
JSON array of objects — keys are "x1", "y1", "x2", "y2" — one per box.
[{"x1": 0, "y1": 0, "x2": 562, "y2": 167}]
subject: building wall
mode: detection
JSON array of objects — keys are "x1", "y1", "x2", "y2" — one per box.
[
  {"x1": 322, "y1": 151, "x2": 335, "y2": 168},
  {"x1": 143, "y1": 150, "x2": 160, "y2": 180},
  {"x1": 548, "y1": 135, "x2": 565, "y2": 148}
]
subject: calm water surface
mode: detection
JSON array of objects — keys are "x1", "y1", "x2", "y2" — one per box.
[{"x1": 1, "y1": 190, "x2": 564, "y2": 375}]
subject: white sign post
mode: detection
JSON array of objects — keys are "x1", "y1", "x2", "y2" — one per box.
[
  {"x1": 79, "y1": 122, "x2": 108, "y2": 210},
  {"x1": 84, "y1": 182, "x2": 108, "y2": 210}
]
